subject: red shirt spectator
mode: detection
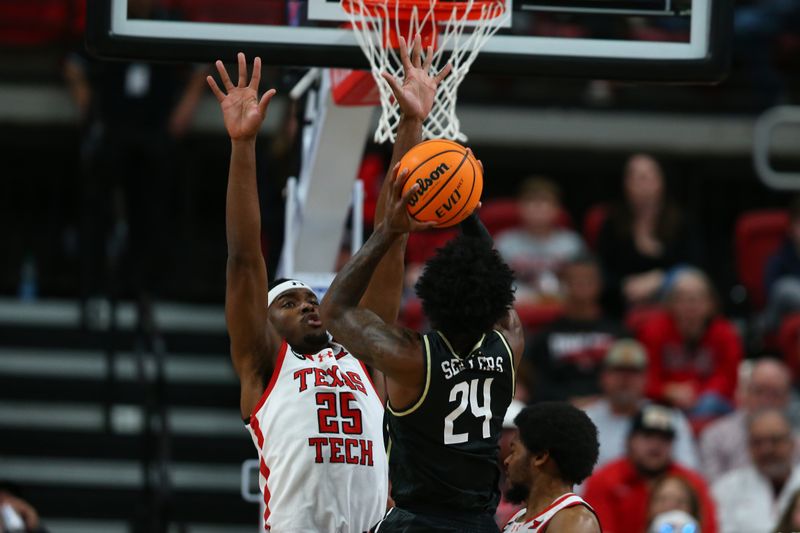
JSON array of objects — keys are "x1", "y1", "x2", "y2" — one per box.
[
  {"x1": 639, "y1": 311, "x2": 741, "y2": 403},
  {"x1": 584, "y1": 459, "x2": 717, "y2": 533},
  {"x1": 636, "y1": 269, "x2": 742, "y2": 419},
  {"x1": 583, "y1": 404, "x2": 718, "y2": 533}
]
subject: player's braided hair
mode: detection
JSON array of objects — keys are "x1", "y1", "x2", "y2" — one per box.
[
  {"x1": 515, "y1": 402, "x2": 599, "y2": 485},
  {"x1": 415, "y1": 234, "x2": 514, "y2": 339}
]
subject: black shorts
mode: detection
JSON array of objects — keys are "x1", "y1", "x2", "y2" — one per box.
[{"x1": 371, "y1": 507, "x2": 499, "y2": 533}]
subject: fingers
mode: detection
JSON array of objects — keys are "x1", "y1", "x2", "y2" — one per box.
[
  {"x1": 389, "y1": 161, "x2": 402, "y2": 181},
  {"x1": 412, "y1": 34, "x2": 422, "y2": 68},
  {"x1": 411, "y1": 220, "x2": 438, "y2": 232},
  {"x1": 466, "y1": 147, "x2": 483, "y2": 173},
  {"x1": 398, "y1": 36, "x2": 412, "y2": 73},
  {"x1": 381, "y1": 71, "x2": 403, "y2": 100},
  {"x1": 249, "y1": 56, "x2": 262, "y2": 90},
  {"x1": 400, "y1": 175, "x2": 420, "y2": 206},
  {"x1": 392, "y1": 168, "x2": 410, "y2": 197},
  {"x1": 215, "y1": 60, "x2": 235, "y2": 91},
  {"x1": 206, "y1": 75, "x2": 225, "y2": 102},
  {"x1": 434, "y1": 62, "x2": 452, "y2": 84},
  {"x1": 258, "y1": 88, "x2": 277, "y2": 116},
  {"x1": 237, "y1": 52, "x2": 247, "y2": 87},
  {"x1": 422, "y1": 44, "x2": 434, "y2": 72}
]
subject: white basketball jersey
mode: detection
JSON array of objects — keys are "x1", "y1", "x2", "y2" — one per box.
[
  {"x1": 502, "y1": 493, "x2": 596, "y2": 533},
  {"x1": 245, "y1": 340, "x2": 388, "y2": 532}
]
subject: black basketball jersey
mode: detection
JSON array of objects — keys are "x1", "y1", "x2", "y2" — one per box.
[{"x1": 385, "y1": 329, "x2": 516, "y2": 514}]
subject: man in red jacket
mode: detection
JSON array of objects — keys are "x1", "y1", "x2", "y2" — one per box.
[
  {"x1": 583, "y1": 404, "x2": 718, "y2": 533},
  {"x1": 637, "y1": 268, "x2": 742, "y2": 425}
]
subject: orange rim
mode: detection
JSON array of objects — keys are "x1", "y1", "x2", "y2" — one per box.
[{"x1": 341, "y1": 0, "x2": 504, "y2": 22}]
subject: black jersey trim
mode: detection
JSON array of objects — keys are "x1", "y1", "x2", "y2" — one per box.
[
  {"x1": 494, "y1": 329, "x2": 516, "y2": 398},
  {"x1": 386, "y1": 335, "x2": 431, "y2": 417},
  {"x1": 436, "y1": 331, "x2": 486, "y2": 359}
]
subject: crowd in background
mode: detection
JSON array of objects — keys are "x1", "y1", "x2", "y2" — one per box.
[{"x1": 396, "y1": 152, "x2": 800, "y2": 533}]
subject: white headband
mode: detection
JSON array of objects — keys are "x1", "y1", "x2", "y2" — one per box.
[{"x1": 268, "y1": 280, "x2": 316, "y2": 307}]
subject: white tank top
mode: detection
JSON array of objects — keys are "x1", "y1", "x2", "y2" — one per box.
[
  {"x1": 502, "y1": 493, "x2": 596, "y2": 532},
  {"x1": 245, "y1": 340, "x2": 388, "y2": 532}
]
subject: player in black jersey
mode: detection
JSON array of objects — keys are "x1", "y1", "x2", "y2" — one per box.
[{"x1": 322, "y1": 148, "x2": 524, "y2": 530}]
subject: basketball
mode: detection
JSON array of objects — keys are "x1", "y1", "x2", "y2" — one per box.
[{"x1": 399, "y1": 139, "x2": 483, "y2": 228}]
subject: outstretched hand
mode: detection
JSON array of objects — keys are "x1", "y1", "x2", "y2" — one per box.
[
  {"x1": 207, "y1": 52, "x2": 276, "y2": 141},
  {"x1": 381, "y1": 35, "x2": 452, "y2": 123},
  {"x1": 382, "y1": 163, "x2": 438, "y2": 235}
]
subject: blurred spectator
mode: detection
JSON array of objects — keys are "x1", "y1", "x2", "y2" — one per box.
[
  {"x1": 597, "y1": 154, "x2": 701, "y2": 315},
  {"x1": 712, "y1": 409, "x2": 800, "y2": 533},
  {"x1": 523, "y1": 257, "x2": 626, "y2": 404},
  {"x1": 774, "y1": 487, "x2": 800, "y2": 533},
  {"x1": 700, "y1": 358, "x2": 800, "y2": 483},
  {"x1": 0, "y1": 489, "x2": 48, "y2": 533},
  {"x1": 495, "y1": 400, "x2": 526, "y2": 529},
  {"x1": 496, "y1": 177, "x2": 586, "y2": 304},
  {"x1": 734, "y1": 0, "x2": 800, "y2": 109},
  {"x1": 646, "y1": 475, "x2": 703, "y2": 532},
  {"x1": 62, "y1": 0, "x2": 207, "y2": 329},
  {"x1": 761, "y1": 197, "x2": 800, "y2": 335},
  {"x1": 583, "y1": 404, "x2": 717, "y2": 533},
  {"x1": 638, "y1": 268, "x2": 742, "y2": 424},
  {"x1": 583, "y1": 339, "x2": 699, "y2": 471}
]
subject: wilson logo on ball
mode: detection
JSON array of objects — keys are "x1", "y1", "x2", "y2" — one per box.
[
  {"x1": 408, "y1": 163, "x2": 450, "y2": 208},
  {"x1": 399, "y1": 139, "x2": 483, "y2": 228}
]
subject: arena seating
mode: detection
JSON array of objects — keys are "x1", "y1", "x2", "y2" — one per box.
[
  {"x1": 734, "y1": 209, "x2": 789, "y2": 310},
  {"x1": 0, "y1": 300, "x2": 258, "y2": 532}
]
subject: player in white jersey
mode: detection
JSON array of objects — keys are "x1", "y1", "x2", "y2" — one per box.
[
  {"x1": 503, "y1": 402, "x2": 601, "y2": 533},
  {"x1": 206, "y1": 47, "x2": 449, "y2": 531}
]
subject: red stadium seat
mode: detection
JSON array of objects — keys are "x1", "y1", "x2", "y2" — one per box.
[
  {"x1": 778, "y1": 312, "x2": 800, "y2": 383},
  {"x1": 583, "y1": 203, "x2": 609, "y2": 251},
  {"x1": 479, "y1": 199, "x2": 523, "y2": 236},
  {"x1": 479, "y1": 198, "x2": 572, "y2": 238},
  {"x1": 406, "y1": 228, "x2": 457, "y2": 265},
  {"x1": 734, "y1": 209, "x2": 789, "y2": 310}
]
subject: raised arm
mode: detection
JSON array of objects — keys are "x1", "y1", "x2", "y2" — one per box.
[
  {"x1": 321, "y1": 169, "x2": 435, "y2": 385},
  {"x1": 358, "y1": 35, "x2": 451, "y2": 323},
  {"x1": 207, "y1": 53, "x2": 282, "y2": 418},
  {"x1": 460, "y1": 194, "x2": 525, "y2": 368}
]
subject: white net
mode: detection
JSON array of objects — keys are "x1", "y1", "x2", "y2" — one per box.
[{"x1": 342, "y1": 0, "x2": 506, "y2": 143}]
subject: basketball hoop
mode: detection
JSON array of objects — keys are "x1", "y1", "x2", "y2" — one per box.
[{"x1": 341, "y1": 0, "x2": 506, "y2": 143}]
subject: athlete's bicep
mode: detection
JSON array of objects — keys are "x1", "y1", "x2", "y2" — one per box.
[
  {"x1": 496, "y1": 308, "x2": 524, "y2": 369},
  {"x1": 330, "y1": 307, "x2": 423, "y2": 387},
  {"x1": 225, "y1": 258, "x2": 282, "y2": 415}
]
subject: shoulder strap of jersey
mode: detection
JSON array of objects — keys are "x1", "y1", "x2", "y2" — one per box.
[
  {"x1": 386, "y1": 333, "x2": 431, "y2": 417},
  {"x1": 503, "y1": 508, "x2": 528, "y2": 531},
  {"x1": 538, "y1": 494, "x2": 596, "y2": 532},
  {"x1": 246, "y1": 340, "x2": 289, "y2": 424}
]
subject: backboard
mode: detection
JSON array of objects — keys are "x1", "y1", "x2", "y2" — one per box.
[{"x1": 87, "y1": 0, "x2": 732, "y2": 82}]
